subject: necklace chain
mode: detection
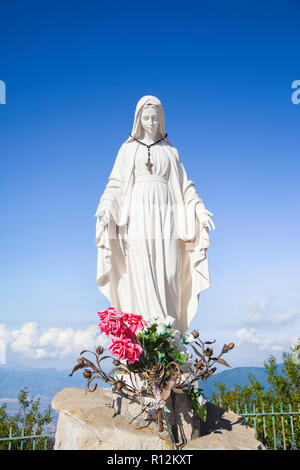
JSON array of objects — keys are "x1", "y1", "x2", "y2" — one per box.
[
  {"x1": 130, "y1": 133, "x2": 167, "y2": 173},
  {"x1": 130, "y1": 133, "x2": 167, "y2": 148}
]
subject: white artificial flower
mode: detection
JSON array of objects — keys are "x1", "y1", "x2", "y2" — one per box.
[
  {"x1": 171, "y1": 329, "x2": 181, "y2": 338},
  {"x1": 148, "y1": 316, "x2": 159, "y2": 326},
  {"x1": 186, "y1": 333, "x2": 197, "y2": 343},
  {"x1": 165, "y1": 315, "x2": 175, "y2": 327},
  {"x1": 171, "y1": 333, "x2": 187, "y2": 354},
  {"x1": 156, "y1": 323, "x2": 166, "y2": 335},
  {"x1": 292, "y1": 338, "x2": 300, "y2": 350},
  {"x1": 291, "y1": 350, "x2": 300, "y2": 365},
  {"x1": 196, "y1": 395, "x2": 207, "y2": 407},
  {"x1": 291, "y1": 338, "x2": 300, "y2": 364},
  {"x1": 180, "y1": 372, "x2": 195, "y2": 385}
]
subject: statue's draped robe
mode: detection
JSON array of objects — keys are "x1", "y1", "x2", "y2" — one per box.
[{"x1": 95, "y1": 140, "x2": 210, "y2": 332}]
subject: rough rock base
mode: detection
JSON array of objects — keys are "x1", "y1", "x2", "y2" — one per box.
[
  {"x1": 52, "y1": 387, "x2": 265, "y2": 450},
  {"x1": 111, "y1": 388, "x2": 202, "y2": 445}
]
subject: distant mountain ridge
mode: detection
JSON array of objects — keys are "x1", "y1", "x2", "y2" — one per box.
[
  {"x1": 0, "y1": 363, "x2": 87, "y2": 416},
  {"x1": 0, "y1": 363, "x2": 283, "y2": 413},
  {"x1": 200, "y1": 365, "x2": 283, "y2": 398},
  {"x1": 0, "y1": 365, "x2": 84, "y2": 398}
]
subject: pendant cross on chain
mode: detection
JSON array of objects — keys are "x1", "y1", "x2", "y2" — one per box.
[
  {"x1": 145, "y1": 147, "x2": 153, "y2": 173},
  {"x1": 129, "y1": 133, "x2": 168, "y2": 174}
]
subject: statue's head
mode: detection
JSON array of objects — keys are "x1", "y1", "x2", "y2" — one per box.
[{"x1": 130, "y1": 95, "x2": 166, "y2": 140}]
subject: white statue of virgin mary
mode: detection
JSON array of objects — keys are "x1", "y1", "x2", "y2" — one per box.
[{"x1": 95, "y1": 96, "x2": 214, "y2": 333}]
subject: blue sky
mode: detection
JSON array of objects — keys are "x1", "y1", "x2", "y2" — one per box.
[{"x1": 0, "y1": 0, "x2": 299, "y2": 369}]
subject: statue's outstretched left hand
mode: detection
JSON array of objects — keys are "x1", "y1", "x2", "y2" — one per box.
[{"x1": 196, "y1": 205, "x2": 215, "y2": 231}]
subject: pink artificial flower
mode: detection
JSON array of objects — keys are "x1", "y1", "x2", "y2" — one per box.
[
  {"x1": 124, "y1": 340, "x2": 143, "y2": 364},
  {"x1": 98, "y1": 307, "x2": 116, "y2": 323},
  {"x1": 121, "y1": 312, "x2": 147, "y2": 334},
  {"x1": 109, "y1": 337, "x2": 143, "y2": 364},
  {"x1": 108, "y1": 337, "x2": 128, "y2": 359},
  {"x1": 118, "y1": 327, "x2": 135, "y2": 340},
  {"x1": 98, "y1": 308, "x2": 124, "y2": 337},
  {"x1": 98, "y1": 308, "x2": 147, "y2": 341}
]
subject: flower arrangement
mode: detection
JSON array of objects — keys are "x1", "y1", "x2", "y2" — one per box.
[
  {"x1": 69, "y1": 307, "x2": 234, "y2": 433},
  {"x1": 98, "y1": 308, "x2": 146, "y2": 364}
]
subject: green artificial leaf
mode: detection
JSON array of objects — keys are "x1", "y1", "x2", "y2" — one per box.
[
  {"x1": 157, "y1": 351, "x2": 165, "y2": 363},
  {"x1": 189, "y1": 386, "x2": 207, "y2": 422},
  {"x1": 196, "y1": 402, "x2": 207, "y2": 422},
  {"x1": 189, "y1": 394, "x2": 207, "y2": 422},
  {"x1": 150, "y1": 332, "x2": 157, "y2": 342},
  {"x1": 178, "y1": 352, "x2": 188, "y2": 365},
  {"x1": 182, "y1": 333, "x2": 189, "y2": 345}
]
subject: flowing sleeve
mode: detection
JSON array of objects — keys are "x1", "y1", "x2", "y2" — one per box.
[
  {"x1": 170, "y1": 146, "x2": 211, "y2": 331},
  {"x1": 174, "y1": 147, "x2": 205, "y2": 209},
  {"x1": 95, "y1": 144, "x2": 131, "y2": 304},
  {"x1": 95, "y1": 144, "x2": 127, "y2": 220},
  {"x1": 172, "y1": 147, "x2": 210, "y2": 251},
  {"x1": 95, "y1": 144, "x2": 127, "y2": 246}
]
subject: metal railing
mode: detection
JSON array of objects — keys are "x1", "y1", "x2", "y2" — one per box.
[
  {"x1": 0, "y1": 429, "x2": 56, "y2": 450},
  {"x1": 218, "y1": 399, "x2": 299, "y2": 450},
  {"x1": 1, "y1": 402, "x2": 299, "y2": 450}
]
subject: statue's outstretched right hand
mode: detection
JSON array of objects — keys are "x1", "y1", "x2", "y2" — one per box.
[{"x1": 98, "y1": 208, "x2": 112, "y2": 227}]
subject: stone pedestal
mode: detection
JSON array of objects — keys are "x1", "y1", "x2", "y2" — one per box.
[
  {"x1": 52, "y1": 387, "x2": 265, "y2": 450},
  {"x1": 111, "y1": 388, "x2": 202, "y2": 446}
]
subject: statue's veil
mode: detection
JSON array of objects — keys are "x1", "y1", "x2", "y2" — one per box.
[{"x1": 127, "y1": 95, "x2": 167, "y2": 142}]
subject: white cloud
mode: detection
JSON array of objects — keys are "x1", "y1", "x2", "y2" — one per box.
[
  {"x1": 243, "y1": 295, "x2": 299, "y2": 323},
  {"x1": 10, "y1": 322, "x2": 40, "y2": 357},
  {"x1": 235, "y1": 327, "x2": 258, "y2": 344},
  {"x1": 273, "y1": 309, "x2": 300, "y2": 325},
  {"x1": 243, "y1": 296, "x2": 270, "y2": 324},
  {"x1": 230, "y1": 294, "x2": 300, "y2": 365},
  {"x1": 0, "y1": 322, "x2": 108, "y2": 359},
  {"x1": 234, "y1": 326, "x2": 292, "y2": 353}
]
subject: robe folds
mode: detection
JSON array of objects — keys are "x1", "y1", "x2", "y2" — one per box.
[{"x1": 95, "y1": 140, "x2": 210, "y2": 333}]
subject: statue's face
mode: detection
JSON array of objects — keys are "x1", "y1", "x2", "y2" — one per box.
[{"x1": 141, "y1": 106, "x2": 160, "y2": 137}]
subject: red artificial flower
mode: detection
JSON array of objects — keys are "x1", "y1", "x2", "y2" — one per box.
[
  {"x1": 98, "y1": 308, "x2": 147, "y2": 338},
  {"x1": 98, "y1": 307, "x2": 116, "y2": 323},
  {"x1": 98, "y1": 308, "x2": 124, "y2": 337},
  {"x1": 109, "y1": 337, "x2": 143, "y2": 364},
  {"x1": 120, "y1": 312, "x2": 147, "y2": 334}
]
